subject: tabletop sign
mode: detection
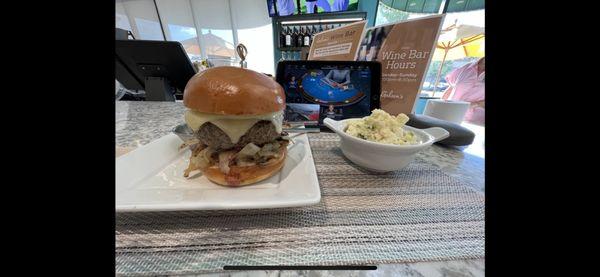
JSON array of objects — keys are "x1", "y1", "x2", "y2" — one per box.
[
  {"x1": 357, "y1": 15, "x2": 444, "y2": 115},
  {"x1": 308, "y1": 20, "x2": 367, "y2": 61}
]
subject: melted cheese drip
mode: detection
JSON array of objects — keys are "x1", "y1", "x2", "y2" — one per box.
[{"x1": 185, "y1": 109, "x2": 283, "y2": 144}]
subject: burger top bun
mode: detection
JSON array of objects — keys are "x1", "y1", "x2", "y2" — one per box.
[{"x1": 183, "y1": 66, "x2": 285, "y2": 115}]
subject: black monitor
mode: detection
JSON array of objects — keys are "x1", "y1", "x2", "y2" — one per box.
[
  {"x1": 115, "y1": 28, "x2": 129, "y2": 40},
  {"x1": 115, "y1": 40, "x2": 196, "y2": 101}
]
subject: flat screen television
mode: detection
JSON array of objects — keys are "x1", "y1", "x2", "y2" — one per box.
[
  {"x1": 267, "y1": 0, "x2": 358, "y2": 17},
  {"x1": 299, "y1": 0, "x2": 359, "y2": 14},
  {"x1": 267, "y1": 0, "x2": 299, "y2": 17}
]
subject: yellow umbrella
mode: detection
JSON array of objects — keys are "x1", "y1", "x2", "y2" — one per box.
[
  {"x1": 431, "y1": 24, "x2": 484, "y2": 96},
  {"x1": 432, "y1": 36, "x2": 484, "y2": 61}
]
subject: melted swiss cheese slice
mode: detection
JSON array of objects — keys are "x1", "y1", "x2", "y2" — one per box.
[{"x1": 185, "y1": 109, "x2": 284, "y2": 144}]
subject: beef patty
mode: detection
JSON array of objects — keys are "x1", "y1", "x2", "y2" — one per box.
[{"x1": 196, "y1": 120, "x2": 281, "y2": 150}]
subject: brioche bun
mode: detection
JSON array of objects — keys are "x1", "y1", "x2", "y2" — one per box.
[{"x1": 183, "y1": 66, "x2": 285, "y2": 115}]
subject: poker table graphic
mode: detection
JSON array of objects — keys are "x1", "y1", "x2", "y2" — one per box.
[{"x1": 298, "y1": 70, "x2": 366, "y2": 106}]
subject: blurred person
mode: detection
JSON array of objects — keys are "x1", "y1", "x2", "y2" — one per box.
[
  {"x1": 305, "y1": 0, "x2": 317, "y2": 13},
  {"x1": 277, "y1": 0, "x2": 296, "y2": 16},
  {"x1": 268, "y1": 0, "x2": 276, "y2": 15},
  {"x1": 359, "y1": 27, "x2": 391, "y2": 61},
  {"x1": 288, "y1": 76, "x2": 298, "y2": 89},
  {"x1": 323, "y1": 68, "x2": 351, "y2": 88},
  {"x1": 442, "y1": 57, "x2": 485, "y2": 125},
  {"x1": 284, "y1": 75, "x2": 301, "y2": 102},
  {"x1": 306, "y1": 0, "x2": 332, "y2": 13},
  {"x1": 325, "y1": 105, "x2": 336, "y2": 119},
  {"x1": 332, "y1": 0, "x2": 349, "y2": 11},
  {"x1": 318, "y1": 0, "x2": 331, "y2": 11}
]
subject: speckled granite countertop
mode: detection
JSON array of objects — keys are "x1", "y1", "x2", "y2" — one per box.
[
  {"x1": 115, "y1": 101, "x2": 485, "y2": 276},
  {"x1": 116, "y1": 101, "x2": 484, "y2": 192}
]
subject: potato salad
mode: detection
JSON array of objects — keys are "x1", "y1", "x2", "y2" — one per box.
[{"x1": 345, "y1": 109, "x2": 419, "y2": 145}]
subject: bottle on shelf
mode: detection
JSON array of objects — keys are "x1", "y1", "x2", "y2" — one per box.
[
  {"x1": 303, "y1": 26, "x2": 311, "y2": 47},
  {"x1": 279, "y1": 26, "x2": 286, "y2": 48},
  {"x1": 297, "y1": 26, "x2": 304, "y2": 48},
  {"x1": 285, "y1": 27, "x2": 292, "y2": 47},
  {"x1": 291, "y1": 27, "x2": 298, "y2": 47}
]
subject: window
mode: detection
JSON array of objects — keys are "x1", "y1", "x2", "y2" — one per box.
[
  {"x1": 375, "y1": 0, "x2": 485, "y2": 129},
  {"x1": 116, "y1": 0, "x2": 164, "y2": 40},
  {"x1": 190, "y1": 0, "x2": 236, "y2": 66},
  {"x1": 155, "y1": 0, "x2": 201, "y2": 61},
  {"x1": 422, "y1": 9, "x2": 484, "y2": 97},
  {"x1": 230, "y1": 0, "x2": 275, "y2": 74},
  {"x1": 376, "y1": 2, "x2": 438, "y2": 26},
  {"x1": 375, "y1": 1, "x2": 484, "y2": 97},
  {"x1": 115, "y1": 5, "x2": 132, "y2": 32},
  {"x1": 120, "y1": 0, "x2": 275, "y2": 74},
  {"x1": 135, "y1": 18, "x2": 164, "y2": 40}
]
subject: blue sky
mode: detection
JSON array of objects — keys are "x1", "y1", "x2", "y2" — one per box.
[{"x1": 168, "y1": 24, "x2": 197, "y2": 41}]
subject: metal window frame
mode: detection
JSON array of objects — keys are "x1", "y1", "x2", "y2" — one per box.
[
  {"x1": 152, "y1": 0, "x2": 168, "y2": 40},
  {"x1": 442, "y1": 0, "x2": 450, "y2": 13},
  {"x1": 118, "y1": 0, "x2": 167, "y2": 41},
  {"x1": 228, "y1": 0, "x2": 240, "y2": 63},
  {"x1": 188, "y1": 0, "x2": 207, "y2": 60},
  {"x1": 118, "y1": 1, "x2": 142, "y2": 39}
]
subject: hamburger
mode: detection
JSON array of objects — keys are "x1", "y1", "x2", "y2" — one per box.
[{"x1": 181, "y1": 66, "x2": 288, "y2": 187}]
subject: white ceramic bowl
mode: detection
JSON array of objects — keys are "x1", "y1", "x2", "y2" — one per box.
[{"x1": 323, "y1": 117, "x2": 450, "y2": 172}]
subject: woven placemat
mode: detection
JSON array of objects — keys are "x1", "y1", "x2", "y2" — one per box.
[{"x1": 116, "y1": 134, "x2": 485, "y2": 276}]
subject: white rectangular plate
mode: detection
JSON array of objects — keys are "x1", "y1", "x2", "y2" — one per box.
[{"x1": 116, "y1": 133, "x2": 321, "y2": 212}]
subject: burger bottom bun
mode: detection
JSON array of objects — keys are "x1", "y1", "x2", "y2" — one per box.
[{"x1": 202, "y1": 147, "x2": 287, "y2": 187}]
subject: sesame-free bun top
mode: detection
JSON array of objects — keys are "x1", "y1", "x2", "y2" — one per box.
[{"x1": 183, "y1": 66, "x2": 285, "y2": 115}]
